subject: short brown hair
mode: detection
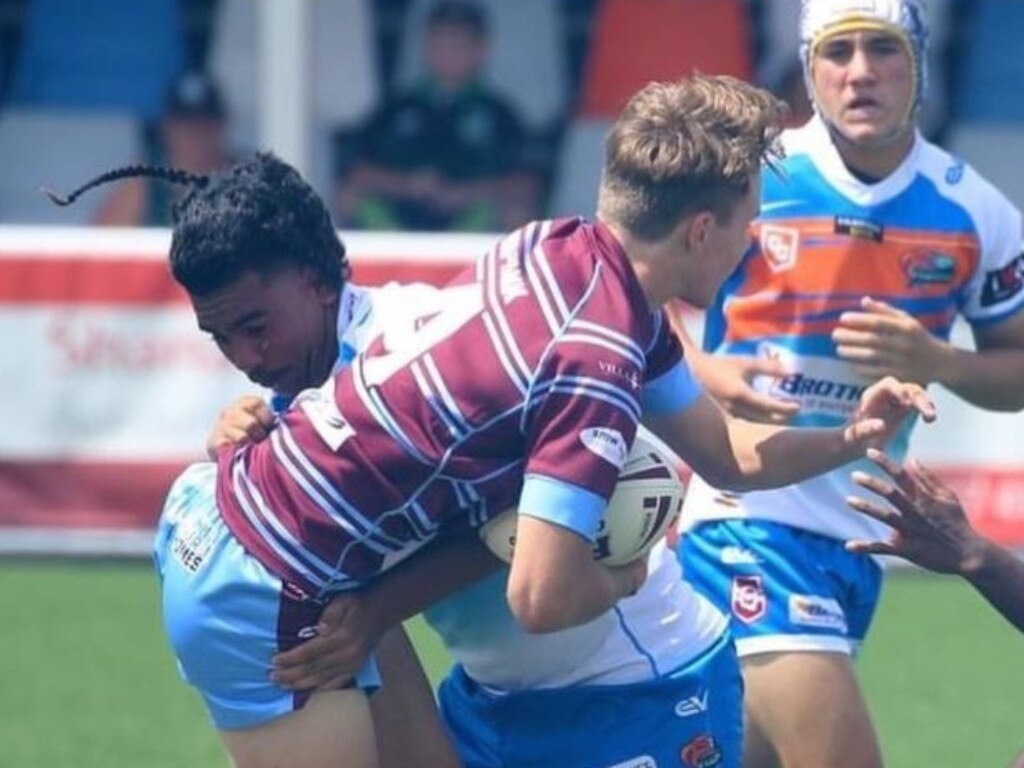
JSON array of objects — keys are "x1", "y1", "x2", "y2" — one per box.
[{"x1": 597, "y1": 74, "x2": 787, "y2": 241}]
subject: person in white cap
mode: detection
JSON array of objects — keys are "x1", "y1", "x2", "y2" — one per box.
[{"x1": 673, "y1": 1, "x2": 1024, "y2": 766}]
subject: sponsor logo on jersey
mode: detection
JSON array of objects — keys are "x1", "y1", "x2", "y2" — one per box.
[
  {"x1": 580, "y1": 427, "x2": 628, "y2": 468},
  {"x1": 980, "y1": 253, "x2": 1024, "y2": 308},
  {"x1": 789, "y1": 595, "x2": 848, "y2": 632},
  {"x1": 901, "y1": 250, "x2": 956, "y2": 287},
  {"x1": 756, "y1": 343, "x2": 864, "y2": 417},
  {"x1": 720, "y1": 546, "x2": 761, "y2": 565},
  {"x1": 759, "y1": 225, "x2": 800, "y2": 273},
  {"x1": 834, "y1": 215, "x2": 884, "y2": 242},
  {"x1": 170, "y1": 515, "x2": 216, "y2": 574},
  {"x1": 605, "y1": 756, "x2": 658, "y2": 768},
  {"x1": 731, "y1": 575, "x2": 767, "y2": 624},
  {"x1": 599, "y1": 360, "x2": 642, "y2": 391},
  {"x1": 297, "y1": 379, "x2": 355, "y2": 451},
  {"x1": 680, "y1": 734, "x2": 723, "y2": 768},
  {"x1": 771, "y1": 374, "x2": 867, "y2": 413},
  {"x1": 945, "y1": 160, "x2": 965, "y2": 185},
  {"x1": 674, "y1": 689, "x2": 710, "y2": 717}
]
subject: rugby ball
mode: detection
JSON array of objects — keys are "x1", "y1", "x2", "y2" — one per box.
[{"x1": 479, "y1": 427, "x2": 685, "y2": 566}]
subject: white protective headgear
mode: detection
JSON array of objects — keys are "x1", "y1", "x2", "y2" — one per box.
[{"x1": 800, "y1": 0, "x2": 929, "y2": 121}]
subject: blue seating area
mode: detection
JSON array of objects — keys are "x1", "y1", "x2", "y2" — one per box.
[{"x1": 9, "y1": 0, "x2": 183, "y2": 119}]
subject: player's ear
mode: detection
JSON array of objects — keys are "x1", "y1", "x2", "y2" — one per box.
[
  {"x1": 681, "y1": 211, "x2": 714, "y2": 251},
  {"x1": 304, "y1": 268, "x2": 340, "y2": 307}
]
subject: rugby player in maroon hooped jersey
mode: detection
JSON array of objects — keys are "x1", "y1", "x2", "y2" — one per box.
[{"x1": 51, "y1": 74, "x2": 934, "y2": 768}]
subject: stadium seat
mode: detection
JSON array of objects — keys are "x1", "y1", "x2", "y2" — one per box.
[
  {"x1": 396, "y1": 0, "x2": 570, "y2": 129},
  {"x1": 8, "y1": 0, "x2": 183, "y2": 119},
  {"x1": 957, "y1": 0, "x2": 1024, "y2": 123},
  {"x1": 209, "y1": 0, "x2": 379, "y2": 184},
  {"x1": 547, "y1": 118, "x2": 610, "y2": 220},
  {"x1": 0, "y1": 109, "x2": 142, "y2": 224},
  {"x1": 578, "y1": 0, "x2": 752, "y2": 119},
  {"x1": 947, "y1": 126, "x2": 1024, "y2": 213}
]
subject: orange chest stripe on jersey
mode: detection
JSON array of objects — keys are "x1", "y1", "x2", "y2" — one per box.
[
  {"x1": 745, "y1": 222, "x2": 980, "y2": 297},
  {"x1": 723, "y1": 295, "x2": 955, "y2": 342}
]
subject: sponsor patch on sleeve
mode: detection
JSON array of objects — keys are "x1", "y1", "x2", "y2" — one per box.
[
  {"x1": 980, "y1": 252, "x2": 1024, "y2": 308},
  {"x1": 579, "y1": 427, "x2": 628, "y2": 469}
]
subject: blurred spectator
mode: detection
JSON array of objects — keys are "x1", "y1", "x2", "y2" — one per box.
[
  {"x1": 95, "y1": 70, "x2": 233, "y2": 227},
  {"x1": 336, "y1": 0, "x2": 538, "y2": 232}
]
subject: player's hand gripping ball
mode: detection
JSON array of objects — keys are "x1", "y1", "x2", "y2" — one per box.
[{"x1": 480, "y1": 427, "x2": 685, "y2": 566}]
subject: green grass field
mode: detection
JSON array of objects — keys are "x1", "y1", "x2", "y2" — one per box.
[{"x1": 1, "y1": 560, "x2": 1021, "y2": 768}]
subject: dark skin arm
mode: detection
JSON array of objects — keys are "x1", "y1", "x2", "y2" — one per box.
[
  {"x1": 272, "y1": 527, "x2": 502, "y2": 690},
  {"x1": 847, "y1": 449, "x2": 1024, "y2": 635}
]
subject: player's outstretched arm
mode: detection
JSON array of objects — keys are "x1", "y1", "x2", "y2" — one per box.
[
  {"x1": 846, "y1": 449, "x2": 1024, "y2": 635},
  {"x1": 644, "y1": 376, "x2": 935, "y2": 492}
]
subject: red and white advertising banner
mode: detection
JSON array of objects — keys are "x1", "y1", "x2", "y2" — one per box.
[{"x1": 1, "y1": 226, "x2": 1023, "y2": 555}]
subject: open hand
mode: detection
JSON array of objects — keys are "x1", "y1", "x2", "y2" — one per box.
[
  {"x1": 845, "y1": 448, "x2": 982, "y2": 574},
  {"x1": 697, "y1": 353, "x2": 800, "y2": 423},
  {"x1": 833, "y1": 297, "x2": 949, "y2": 384},
  {"x1": 844, "y1": 376, "x2": 935, "y2": 450},
  {"x1": 271, "y1": 591, "x2": 384, "y2": 691}
]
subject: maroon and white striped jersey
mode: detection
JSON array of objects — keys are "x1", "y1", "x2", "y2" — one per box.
[{"x1": 215, "y1": 218, "x2": 688, "y2": 597}]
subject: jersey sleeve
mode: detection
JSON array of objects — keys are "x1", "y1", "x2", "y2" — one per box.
[
  {"x1": 516, "y1": 302, "x2": 693, "y2": 539},
  {"x1": 518, "y1": 328, "x2": 646, "y2": 542},
  {"x1": 960, "y1": 194, "x2": 1024, "y2": 326},
  {"x1": 642, "y1": 308, "x2": 702, "y2": 414}
]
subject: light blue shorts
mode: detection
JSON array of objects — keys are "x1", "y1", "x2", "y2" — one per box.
[
  {"x1": 678, "y1": 519, "x2": 883, "y2": 657},
  {"x1": 153, "y1": 463, "x2": 380, "y2": 730},
  {"x1": 438, "y1": 632, "x2": 742, "y2": 768}
]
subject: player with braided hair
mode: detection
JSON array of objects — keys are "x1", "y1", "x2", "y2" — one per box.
[{"x1": 51, "y1": 153, "x2": 469, "y2": 768}]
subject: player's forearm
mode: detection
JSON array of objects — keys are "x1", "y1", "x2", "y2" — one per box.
[
  {"x1": 934, "y1": 346, "x2": 1024, "y2": 411},
  {"x1": 723, "y1": 416, "x2": 854, "y2": 491},
  {"x1": 961, "y1": 538, "x2": 1024, "y2": 634},
  {"x1": 507, "y1": 557, "x2": 629, "y2": 633},
  {"x1": 506, "y1": 517, "x2": 639, "y2": 633},
  {"x1": 365, "y1": 531, "x2": 503, "y2": 630}
]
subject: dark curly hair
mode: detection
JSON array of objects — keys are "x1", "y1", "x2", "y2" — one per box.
[{"x1": 46, "y1": 152, "x2": 350, "y2": 296}]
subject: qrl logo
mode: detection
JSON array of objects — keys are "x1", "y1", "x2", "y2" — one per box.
[
  {"x1": 731, "y1": 575, "x2": 767, "y2": 624},
  {"x1": 759, "y1": 225, "x2": 799, "y2": 273}
]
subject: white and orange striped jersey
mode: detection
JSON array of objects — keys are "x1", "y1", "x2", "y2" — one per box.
[{"x1": 685, "y1": 114, "x2": 1024, "y2": 542}]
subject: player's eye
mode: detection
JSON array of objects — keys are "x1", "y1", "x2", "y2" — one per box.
[
  {"x1": 242, "y1": 325, "x2": 266, "y2": 340},
  {"x1": 868, "y1": 38, "x2": 903, "y2": 57},
  {"x1": 819, "y1": 40, "x2": 853, "y2": 63}
]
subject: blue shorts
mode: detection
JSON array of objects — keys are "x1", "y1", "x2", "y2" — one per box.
[
  {"x1": 438, "y1": 632, "x2": 742, "y2": 768},
  {"x1": 678, "y1": 519, "x2": 883, "y2": 657},
  {"x1": 154, "y1": 463, "x2": 380, "y2": 730}
]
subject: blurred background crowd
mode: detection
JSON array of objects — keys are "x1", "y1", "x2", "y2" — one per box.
[{"x1": 0, "y1": 0, "x2": 1022, "y2": 232}]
